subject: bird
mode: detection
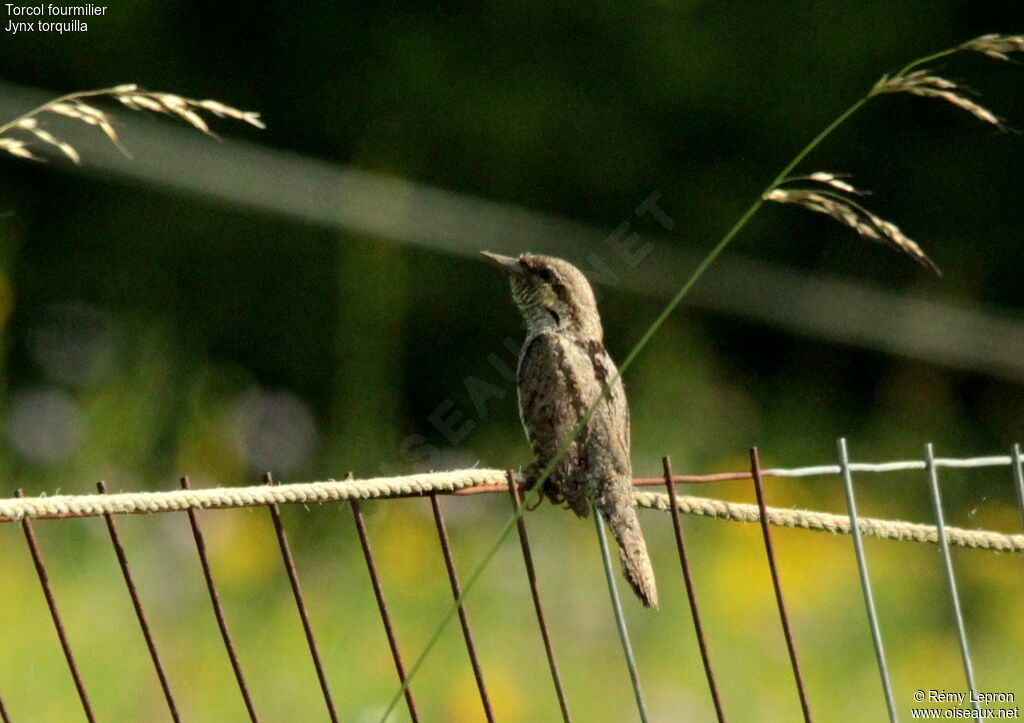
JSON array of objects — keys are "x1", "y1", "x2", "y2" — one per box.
[{"x1": 482, "y1": 251, "x2": 658, "y2": 607}]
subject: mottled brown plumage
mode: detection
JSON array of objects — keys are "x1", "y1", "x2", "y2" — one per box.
[{"x1": 482, "y1": 251, "x2": 658, "y2": 607}]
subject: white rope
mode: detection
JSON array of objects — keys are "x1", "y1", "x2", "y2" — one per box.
[
  {"x1": 637, "y1": 492, "x2": 1024, "y2": 553},
  {"x1": 0, "y1": 470, "x2": 496, "y2": 522},
  {"x1": 1, "y1": 463, "x2": 1021, "y2": 553}
]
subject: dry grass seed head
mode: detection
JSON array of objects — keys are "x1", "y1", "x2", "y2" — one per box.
[
  {"x1": 0, "y1": 137, "x2": 39, "y2": 161},
  {"x1": 196, "y1": 100, "x2": 266, "y2": 129},
  {"x1": 763, "y1": 188, "x2": 939, "y2": 273},
  {"x1": 872, "y1": 71, "x2": 1004, "y2": 128},
  {"x1": 961, "y1": 33, "x2": 1024, "y2": 62},
  {"x1": 68, "y1": 103, "x2": 109, "y2": 123},
  {"x1": 16, "y1": 118, "x2": 80, "y2": 164},
  {"x1": 118, "y1": 94, "x2": 165, "y2": 113},
  {"x1": 47, "y1": 102, "x2": 95, "y2": 124},
  {"x1": 1, "y1": 85, "x2": 263, "y2": 166},
  {"x1": 806, "y1": 172, "x2": 862, "y2": 194},
  {"x1": 70, "y1": 103, "x2": 121, "y2": 145}
]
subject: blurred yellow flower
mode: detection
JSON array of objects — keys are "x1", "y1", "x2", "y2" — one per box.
[
  {"x1": 206, "y1": 510, "x2": 278, "y2": 586},
  {"x1": 374, "y1": 502, "x2": 437, "y2": 591},
  {"x1": 445, "y1": 666, "x2": 521, "y2": 722}
]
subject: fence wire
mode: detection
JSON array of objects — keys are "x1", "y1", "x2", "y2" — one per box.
[{"x1": 0, "y1": 443, "x2": 1020, "y2": 721}]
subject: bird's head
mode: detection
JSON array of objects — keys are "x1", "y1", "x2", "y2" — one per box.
[{"x1": 481, "y1": 252, "x2": 602, "y2": 340}]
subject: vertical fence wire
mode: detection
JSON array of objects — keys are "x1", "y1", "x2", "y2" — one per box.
[
  {"x1": 180, "y1": 477, "x2": 260, "y2": 723},
  {"x1": 593, "y1": 509, "x2": 649, "y2": 723},
  {"x1": 661, "y1": 456, "x2": 726, "y2": 722},
  {"x1": 263, "y1": 474, "x2": 339, "y2": 723},
  {"x1": 748, "y1": 449, "x2": 813, "y2": 723},
  {"x1": 1011, "y1": 443, "x2": 1024, "y2": 532},
  {"x1": 6, "y1": 447, "x2": 1022, "y2": 721},
  {"x1": 505, "y1": 472, "x2": 572, "y2": 722},
  {"x1": 923, "y1": 445, "x2": 981, "y2": 722},
  {"x1": 835, "y1": 440, "x2": 897, "y2": 723},
  {"x1": 428, "y1": 493, "x2": 495, "y2": 723},
  {"x1": 97, "y1": 481, "x2": 180, "y2": 722},
  {"x1": 350, "y1": 499, "x2": 419, "y2": 723},
  {"x1": 14, "y1": 489, "x2": 96, "y2": 723}
]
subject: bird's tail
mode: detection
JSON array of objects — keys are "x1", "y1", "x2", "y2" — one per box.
[{"x1": 600, "y1": 491, "x2": 659, "y2": 608}]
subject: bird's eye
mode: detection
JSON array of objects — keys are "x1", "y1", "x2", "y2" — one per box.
[{"x1": 536, "y1": 267, "x2": 557, "y2": 283}]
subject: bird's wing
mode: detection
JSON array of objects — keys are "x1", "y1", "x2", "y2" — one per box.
[
  {"x1": 518, "y1": 333, "x2": 609, "y2": 514},
  {"x1": 517, "y1": 332, "x2": 593, "y2": 462},
  {"x1": 580, "y1": 342, "x2": 631, "y2": 478}
]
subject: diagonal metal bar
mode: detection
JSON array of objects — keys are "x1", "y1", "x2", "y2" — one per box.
[
  {"x1": 505, "y1": 472, "x2": 572, "y2": 722},
  {"x1": 1011, "y1": 444, "x2": 1024, "y2": 533},
  {"x1": 662, "y1": 456, "x2": 726, "y2": 722},
  {"x1": 97, "y1": 481, "x2": 180, "y2": 722},
  {"x1": 835, "y1": 441, "x2": 897, "y2": 723},
  {"x1": 749, "y1": 448, "x2": 813, "y2": 723},
  {"x1": 0, "y1": 691, "x2": 8, "y2": 723},
  {"x1": 350, "y1": 498, "x2": 419, "y2": 723},
  {"x1": 428, "y1": 493, "x2": 495, "y2": 723},
  {"x1": 593, "y1": 509, "x2": 649, "y2": 723},
  {"x1": 924, "y1": 444, "x2": 981, "y2": 721},
  {"x1": 263, "y1": 473, "x2": 339, "y2": 723},
  {"x1": 180, "y1": 477, "x2": 260, "y2": 722},
  {"x1": 15, "y1": 489, "x2": 96, "y2": 723}
]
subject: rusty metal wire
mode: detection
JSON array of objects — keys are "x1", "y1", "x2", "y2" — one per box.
[
  {"x1": 429, "y1": 493, "x2": 495, "y2": 722},
  {"x1": 662, "y1": 456, "x2": 726, "y2": 722},
  {"x1": 97, "y1": 481, "x2": 180, "y2": 722},
  {"x1": 15, "y1": 489, "x2": 96, "y2": 723},
  {"x1": 1, "y1": 443, "x2": 1021, "y2": 720},
  {"x1": 180, "y1": 477, "x2": 260, "y2": 722},
  {"x1": 351, "y1": 498, "x2": 419, "y2": 722},
  {"x1": 506, "y1": 470, "x2": 572, "y2": 722},
  {"x1": 264, "y1": 473, "x2": 338, "y2": 722},
  {"x1": 749, "y1": 449, "x2": 813, "y2": 723}
]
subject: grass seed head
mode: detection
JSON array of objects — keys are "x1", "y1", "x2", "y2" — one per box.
[
  {"x1": 0, "y1": 137, "x2": 40, "y2": 161},
  {"x1": 960, "y1": 33, "x2": 1024, "y2": 62},
  {"x1": 0, "y1": 84, "x2": 263, "y2": 166},
  {"x1": 872, "y1": 72, "x2": 1004, "y2": 128},
  {"x1": 807, "y1": 172, "x2": 861, "y2": 194},
  {"x1": 763, "y1": 186, "x2": 939, "y2": 273}
]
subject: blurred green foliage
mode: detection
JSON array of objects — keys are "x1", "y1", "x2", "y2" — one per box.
[{"x1": 0, "y1": 1, "x2": 1021, "y2": 720}]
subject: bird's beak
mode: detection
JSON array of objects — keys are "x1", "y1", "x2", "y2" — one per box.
[{"x1": 480, "y1": 251, "x2": 526, "y2": 275}]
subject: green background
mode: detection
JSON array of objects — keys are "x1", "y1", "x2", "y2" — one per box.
[{"x1": 0, "y1": 1, "x2": 1021, "y2": 720}]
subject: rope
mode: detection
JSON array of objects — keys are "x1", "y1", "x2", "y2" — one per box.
[
  {"x1": 0, "y1": 466, "x2": 1021, "y2": 553},
  {"x1": 0, "y1": 470, "x2": 496, "y2": 522},
  {"x1": 636, "y1": 492, "x2": 1024, "y2": 553}
]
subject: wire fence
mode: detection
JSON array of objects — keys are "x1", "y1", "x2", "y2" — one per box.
[{"x1": 1, "y1": 440, "x2": 1022, "y2": 722}]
